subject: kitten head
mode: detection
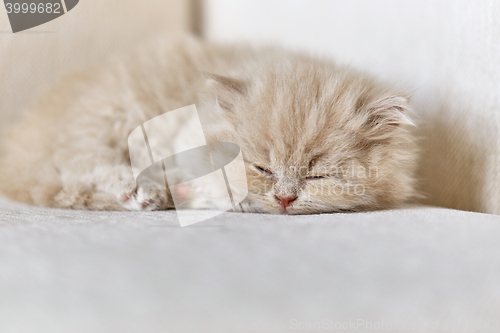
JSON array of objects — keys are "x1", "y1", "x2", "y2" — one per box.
[{"x1": 201, "y1": 55, "x2": 416, "y2": 214}]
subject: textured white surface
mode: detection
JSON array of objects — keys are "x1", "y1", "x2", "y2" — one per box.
[
  {"x1": 204, "y1": 0, "x2": 500, "y2": 215},
  {"x1": 1, "y1": 196, "x2": 500, "y2": 332}
]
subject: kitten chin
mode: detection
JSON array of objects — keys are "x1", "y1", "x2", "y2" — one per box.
[{"x1": 0, "y1": 35, "x2": 417, "y2": 213}]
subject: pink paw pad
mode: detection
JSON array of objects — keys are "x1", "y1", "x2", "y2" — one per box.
[
  {"x1": 173, "y1": 184, "x2": 190, "y2": 202},
  {"x1": 121, "y1": 192, "x2": 132, "y2": 202}
]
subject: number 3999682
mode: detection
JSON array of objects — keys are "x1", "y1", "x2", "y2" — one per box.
[{"x1": 5, "y1": 2, "x2": 62, "y2": 14}]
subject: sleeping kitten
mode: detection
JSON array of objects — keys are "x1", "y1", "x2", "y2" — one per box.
[{"x1": 0, "y1": 35, "x2": 416, "y2": 214}]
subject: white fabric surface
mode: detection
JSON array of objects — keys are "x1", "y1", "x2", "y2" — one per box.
[{"x1": 1, "y1": 196, "x2": 499, "y2": 333}]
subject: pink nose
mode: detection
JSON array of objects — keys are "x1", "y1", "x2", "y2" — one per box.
[{"x1": 275, "y1": 195, "x2": 297, "y2": 209}]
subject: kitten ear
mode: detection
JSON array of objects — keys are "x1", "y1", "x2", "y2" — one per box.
[
  {"x1": 358, "y1": 95, "x2": 414, "y2": 140},
  {"x1": 202, "y1": 72, "x2": 248, "y2": 112}
]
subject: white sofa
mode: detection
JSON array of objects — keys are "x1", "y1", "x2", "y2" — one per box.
[{"x1": 1, "y1": 196, "x2": 500, "y2": 332}]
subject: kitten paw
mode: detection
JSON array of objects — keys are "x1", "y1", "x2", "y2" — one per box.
[{"x1": 119, "y1": 186, "x2": 171, "y2": 211}]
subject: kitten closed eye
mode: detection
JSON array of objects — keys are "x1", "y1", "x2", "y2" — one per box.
[
  {"x1": 254, "y1": 165, "x2": 272, "y2": 175},
  {"x1": 306, "y1": 175, "x2": 325, "y2": 180}
]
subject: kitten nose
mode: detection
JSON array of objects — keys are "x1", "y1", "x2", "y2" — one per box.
[{"x1": 275, "y1": 195, "x2": 297, "y2": 209}]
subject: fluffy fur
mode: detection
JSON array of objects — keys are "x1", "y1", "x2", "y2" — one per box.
[{"x1": 0, "y1": 35, "x2": 417, "y2": 214}]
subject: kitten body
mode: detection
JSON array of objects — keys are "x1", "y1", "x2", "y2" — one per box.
[{"x1": 0, "y1": 35, "x2": 416, "y2": 214}]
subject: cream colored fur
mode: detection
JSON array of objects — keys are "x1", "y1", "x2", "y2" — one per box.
[{"x1": 0, "y1": 35, "x2": 417, "y2": 214}]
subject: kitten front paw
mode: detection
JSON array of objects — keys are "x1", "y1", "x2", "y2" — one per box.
[{"x1": 119, "y1": 186, "x2": 172, "y2": 211}]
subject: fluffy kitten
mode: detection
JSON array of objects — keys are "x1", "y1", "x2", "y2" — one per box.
[{"x1": 0, "y1": 35, "x2": 416, "y2": 214}]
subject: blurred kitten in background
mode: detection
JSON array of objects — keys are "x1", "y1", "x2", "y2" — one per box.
[{"x1": 0, "y1": 35, "x2": 417, "y2": 214}]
